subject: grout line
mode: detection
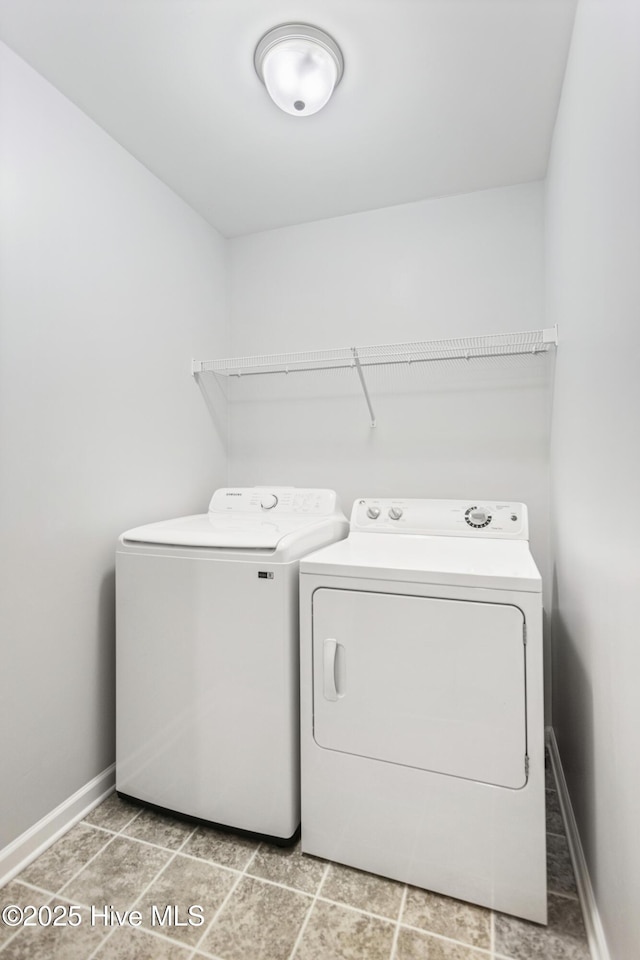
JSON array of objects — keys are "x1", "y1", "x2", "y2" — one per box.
[
  {"x1": 92, "y1": 828, "x2": 256, "y2": 869},
  {"x1": 7, "y1": 806, "x2": 143, "y2": 913},
  {"x1": 314, "y1": 892, "x2": 405, "y2": 926},
  {"x1": 9, "y1": 813, "x2": 123, "y2": 903},
  {"x1": 128, "y1": 823, "x2": 198, "y2": 910},
  {"x1": 81, "y1": 823, "x2": 118, "y2": 837},
  {"x1": 0, "y1": 887, "x2": 55, "y2": 955},
  {"x1": 396, "y1": 921, "x2": 493, "y2": 957},
  {"x1": 84, "y1": 824, "x2": 198, "y2": 960},
  {"x1": 87, "y1": 802, "x2": 143, "y2": 834},
  {"x1": 82, "y1": 908, "x2": 197, "y2": 959},
  {"x1": 548, "y1": 888, "x2": 580, "y2": 902},
  {"x1": 178, "y1": 825, "x2": 199, "y2": 849},
  {"x1": 192, "y1": 947, "x2": 224, "y2": 960},
  {"x1": 113, "y1": 810, "x2": 143, "y2": 834},
  {"x1": 188, "y1": 841, "x2": 263, "y2": 958},
  {"x1": 54, "y1": 833, "x2": 120, "y2": 900},
  {"x1": 389, "y1": 884, "x2": 408, "y2": 960},
  {"x1": 6, "y1": 879, "x2": 58, "y2": 898},
  {"x1": 285, "y1": 860, "x2": 332, "y2": 960},
  {"x1": 177, "y1": 856, "x2": 319, "y2": 900}
]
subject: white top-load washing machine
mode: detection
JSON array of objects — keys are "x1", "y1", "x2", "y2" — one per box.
[
  {"x1": 116, "y1": 487, "x2": 347, "y2": 844},
  {"x1": 299, "y1": 497, "x2": 546, "y2": 922}
]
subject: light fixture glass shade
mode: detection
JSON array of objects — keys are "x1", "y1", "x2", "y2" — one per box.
[{"x1": 255, "y1": 25, "x2": 344, "y2": 117}]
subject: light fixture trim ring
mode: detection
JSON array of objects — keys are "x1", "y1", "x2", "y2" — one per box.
[{"x1": 254, "y1": 23, "x2": 344, "y2": 88}]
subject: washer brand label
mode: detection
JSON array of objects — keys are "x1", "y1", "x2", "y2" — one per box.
[{"x1": 258, "y1": 571, "x2": 274, "y2": 579}]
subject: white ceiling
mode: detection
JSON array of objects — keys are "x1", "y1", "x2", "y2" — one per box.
[{"x1": 0, "y1": 0, "x2": 577, "y2": 237}]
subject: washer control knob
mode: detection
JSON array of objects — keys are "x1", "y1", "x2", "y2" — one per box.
[
  {"x1": 366, "y1": 506, "x2": 381, "y2": 519},
  {"x1": 260, "y1": 494, "x2": 278, "y2": 510},
  {"x1": 388, "y1": 506, "x2": 403, "y2": 520}
]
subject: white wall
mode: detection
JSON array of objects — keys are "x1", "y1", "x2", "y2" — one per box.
[
  {"x1": 0, "y1": 42, "x2": 228, "y2": 848},
  {"x1": 546, "y1": 1, "x2": 640, "y2": 957},
  {"x1": 228, "y1": 182, "x2": 552, "y2": 594}
]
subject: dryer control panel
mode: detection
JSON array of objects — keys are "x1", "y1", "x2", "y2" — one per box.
[
  {"x1": 209, "y1": 487, "x2": 340, "y2": 516},
  {"x1": 351, "y1": 498, "x2": 529, "y2": 540}
]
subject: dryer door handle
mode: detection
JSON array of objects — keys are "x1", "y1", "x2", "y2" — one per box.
[{"x1": 323, "y1": 639, "x2": 345, "y2": 701}]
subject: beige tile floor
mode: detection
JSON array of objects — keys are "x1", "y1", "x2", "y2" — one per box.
[{"x1": 0, "y1": 763, "x2": 590, "y2": 960}]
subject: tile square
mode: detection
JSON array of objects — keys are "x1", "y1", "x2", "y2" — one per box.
[
  {"x1": 201, "y1": 875, "x2": 311, "y2": 960},
  {"x1": 84, "y1": 793, "x2": 141, "y2": 833},
  {"x1": 321, "y1": 862, "x2": 404, "y2": 920},
  {"x1": 401, "y1": 886, "x2": 491, "y2": 949},
  {"x1": 93, "y1": 925, "x2": 193, "y2": 958},
  {"x1": 395, "y1": 927, "x2": 487, "y2": 960},
  {"x1": 181, "y1": 825, "x2": 258, "y2": 870},
  {"x1": 293, "y1": 899, "x2": 395, "y2": 960},
  {"x1": 122, "y1": 809, "x2": 194, "y2": 852},
  {"x1": 494, "y1": 892, "x2": 590, "y2": 960},
  {"x1": 59, "y1": 836, "x2": 171, "y2": 911},
  {"x1": 0, "y1": 899, "x2": 107, "y2": 960},
  {"x1": 133, "y1": 853, "x2": 237, "y2": 945},
  {"x1": 18, "y1": 824, "x2": 112, "y2": 894},
  {"x1": 547, "y1": 833, "x2": 578, "y2": 897},
  {"x1": 247, "y1": 841, "x2": 326, "y2": 894}
]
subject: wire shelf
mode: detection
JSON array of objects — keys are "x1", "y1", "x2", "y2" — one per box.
[
  {"x1": 192, "y1": 327, "x2": 557, "y2": 378},
  {"x1": 191, "y1": 326, "x2": 557, "y2": 427}
]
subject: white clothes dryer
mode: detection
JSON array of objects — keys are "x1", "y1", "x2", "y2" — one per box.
[
  {"x1": 116, "y1": 487, "x2": 347, "y2": 844},
  {"x1": 299, "y1": 497, "x2": 546, "y2": 922}
]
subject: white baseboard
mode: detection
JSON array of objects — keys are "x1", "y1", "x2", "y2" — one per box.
[
  {"x1": 546, "y1": 728, "x2": 611, "y2": 960},
  {"x1": 0, "y1": 764, "x2": 115, "y2": 889}
]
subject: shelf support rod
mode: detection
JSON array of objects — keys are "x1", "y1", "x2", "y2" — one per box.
[{"x1": 352, "y1": 347, "x2": 376, "y2": 428}]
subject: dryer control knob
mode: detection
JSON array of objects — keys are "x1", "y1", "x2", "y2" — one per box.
[
  {"x1": 260, "y1": 494, "x2": 278, "y2": 510},
  {"x1": 464, "y1": 506, "x2": 492, "y2": 528},
  {"x1": 366, "y1": 506, "x2": 381, "y2": 519},
  {"x1": 388, "y1": 506, "x2": 403, "y2": 520}
]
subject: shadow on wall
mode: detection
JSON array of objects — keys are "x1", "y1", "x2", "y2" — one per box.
[
  {"x1": 542, "y1": 605, "x2": 553, "y2": 725},
  {"x1": 221, "y1": 358, "x2": 553, "y2": 493},
  {"x1": 193, "y1": 372, "x2": 229, "y2": 453},
  {"x1": 551, "y1": 565, "x2": 595, "y2": 859},
  {"x1": 96, "y1": 568, "x2": 116, "y2": 764}
]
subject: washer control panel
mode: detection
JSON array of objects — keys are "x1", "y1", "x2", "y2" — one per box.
[
  {"x1": 351, "y1": 498, "x2": 529, "y2": 540},
  {"x1": 209, "y1": 487, "x2": 340, "y2": 516}
]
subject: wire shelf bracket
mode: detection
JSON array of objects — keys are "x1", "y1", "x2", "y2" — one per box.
[{"x1": 191, "y1": 325, "x2": 557, "y2": 428}]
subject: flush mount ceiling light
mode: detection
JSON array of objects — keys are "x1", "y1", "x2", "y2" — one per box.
[{"x1": 254, "y1": 23, "x2": 344, "y2": 117}]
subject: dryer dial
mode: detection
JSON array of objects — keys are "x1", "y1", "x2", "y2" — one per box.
[
  {"x1": 260, "y1": 494, "x2": 278, "y2": 510},
  {"x1": 388, "y1": 506, "x2": 404, "y2": 520},
  {"x1": 464, "y1": 506, "x2": 492, "y2": 528},
  {"x1": 366, "y1": 506, "x2": 381, "y2": 519}
]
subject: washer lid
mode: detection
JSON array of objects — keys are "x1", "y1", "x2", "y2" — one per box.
[
  {"x1": 300, "y1": 532, "x2": 542, "y2": 592},
  {"x1": 121, "y1": 512, "x2": 332, "y2": 550}
]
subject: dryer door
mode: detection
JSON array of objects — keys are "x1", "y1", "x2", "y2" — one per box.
[{"x1": 312, "y1": 589, "x2": 527, "y2": 788}]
